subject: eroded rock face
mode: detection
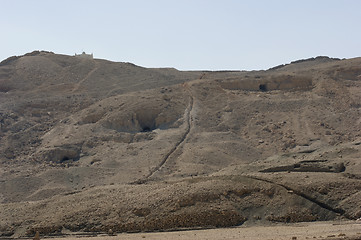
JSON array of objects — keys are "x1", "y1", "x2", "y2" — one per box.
[
  {"x1": 74, "y1": 87, "x2": 189, "y2": 133},
  {"x1": 260, "y1": 161, "x2": 346, "y2": 173},
  {"x1": 219, "y1": 74, "x2": 313, "y2": 92},
  {"x1": 35, "y1": 145, "x2": 81, "y2": 163},
  {"x1": 31, "y1": 87, "x2": 190, "y2": 167},
  {"x1": 101, "y1": 106, "x2": 180, "y2": 133}
]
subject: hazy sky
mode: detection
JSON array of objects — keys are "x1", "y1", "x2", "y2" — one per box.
[{"x1": 1, "y1": 0, "x2": 361, "y2": 70}]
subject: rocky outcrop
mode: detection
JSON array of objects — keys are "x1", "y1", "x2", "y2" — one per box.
[
  {"x1": 220, "y1": 74, "x2": 313, "y2": 91},
  {"x1": 260, "y1": 161, "x2": 345, "y2": 173},
  {"x1": 35, "y1": 145, "x2": 81, "y2": 163}
]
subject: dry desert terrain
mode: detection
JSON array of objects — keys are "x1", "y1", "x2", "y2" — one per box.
[{"x1": 0, "y1": 51, "x2": 361, "y2": 238}]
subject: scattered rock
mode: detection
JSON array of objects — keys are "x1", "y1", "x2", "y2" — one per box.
[{"x1": 33, "y1": 231, "x2": 40, "y2": 240}]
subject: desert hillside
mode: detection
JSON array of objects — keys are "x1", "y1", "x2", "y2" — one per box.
[{"x1": 0, "y1": 51, "x2": 361, "y2": 238}]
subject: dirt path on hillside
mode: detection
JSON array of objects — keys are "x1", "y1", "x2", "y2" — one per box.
[
  {"x1": 27, "y1": 221, "x2": 361, "y2": 240},
  {"x1": 72, "y1": 63, "x2": 98, "y2": 92}
]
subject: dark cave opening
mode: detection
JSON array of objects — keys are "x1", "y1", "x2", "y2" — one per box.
[
  {"x1": 60, "y1": 154, "x2": 80, "y2": 163},
  {"x1": 141, "y1": 126, "x2": 152, "y2": 132},
  {"x1": 259, "y1": 84, "x2": 268, "y2": 92}
]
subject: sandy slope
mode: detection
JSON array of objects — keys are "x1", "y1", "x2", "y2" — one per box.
[{"x1": 29, "y1": 221, "x2": 361, "y2": 240}]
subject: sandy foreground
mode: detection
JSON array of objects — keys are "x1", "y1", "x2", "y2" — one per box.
[{"x1": 29, "y1": 221, "x2": 361, "y2": 240}]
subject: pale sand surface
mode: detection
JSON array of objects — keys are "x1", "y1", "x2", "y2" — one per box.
[{"x1": 38, "y1": 221, "x2": 361, "y2": 240}]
